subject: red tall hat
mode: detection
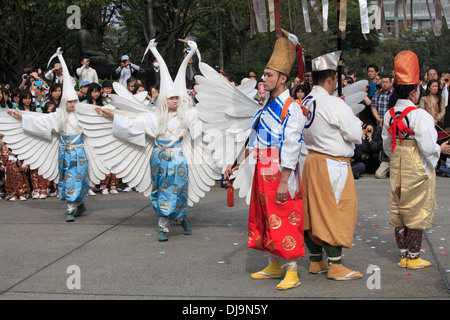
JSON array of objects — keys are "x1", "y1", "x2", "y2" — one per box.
[{"x1": 394, "y1": 51, "x2": 420, "y2": 85}]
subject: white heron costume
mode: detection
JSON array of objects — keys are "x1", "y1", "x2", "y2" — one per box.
[
  {"x1": 76, "y1": 38, "x2": 221, "y2": 241},
  {"x1": 0, "y1": 48, "x2": 108, "y2": 222}
]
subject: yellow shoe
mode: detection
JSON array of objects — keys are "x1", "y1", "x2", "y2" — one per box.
[
  {"x1": 407, "y1": 258, "x2": 431, "y2": 269},
  {"x1": 397, "y1": 258, "x2": 408, "y2": 268},
  {"x1": 327, "y1": 263, "x2": 363, "y2": 281},
  {"x1": 276, "y1": 270, "x2": 301, "y2": 290},
  {"x1": 309, "y1": 260, "x2": 329, "y2": 274},
  {"x1": 251, "y1": 260, "x2": 283, "y2": 279}
]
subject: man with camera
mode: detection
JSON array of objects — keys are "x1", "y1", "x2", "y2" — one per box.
[
  {"x1": 116, "y1": 55, "x2": 140, "y2": 87},
  {"x1": 76, "y1": 56, "x2": 98, "y2": 85},
  {"x1": 19, "y1": 62, "x2": 42, "y2": 90}
]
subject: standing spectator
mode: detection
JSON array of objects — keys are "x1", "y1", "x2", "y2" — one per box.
[
  {"x1": 116, "y1": 55, "x2": 140, "y2": 87},
  {"x1": 419, "y1": 79, "x2": 446, "y2": 126},
  {"x1": 419, "y1": 68, "x2": 438, "y2": 101},
  {"x1": 372, "y1": 76, "x2": 394, "y2": 179},
  {"x1": 18, "y1": 62, "x2": 42, "y2": 89},
  {"x1": 147, "y1": 58, "x2": 161, "y2": 88},
  {"x1": 76, "y1": 56, "x2": 98, "y2": 84},
  {"x1": 44, "y1": 63, "x2": 76, "y2": 87},
  {"x1": 186, "y1": 57, "x2": 198, "y2": 84},
  {"x1": 371, "y1": 74, "x2": 393, "y2": 127},
  {"x1": 367, "y1": 64, "x2": 379, "y2": 99}
]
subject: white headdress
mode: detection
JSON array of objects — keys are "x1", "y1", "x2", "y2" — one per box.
[
  {"x1": 312, "y1": 51, "x2": 341, "y2": 71},
  {"x1": 47, "y1": 47, "x2": 79, "y2": 132}
]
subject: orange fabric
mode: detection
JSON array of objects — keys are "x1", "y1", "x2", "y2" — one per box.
[
  {"x1": 394, "y1": 51, "x2": 420, "y2": 85},
  {"x1": 280, "y1": 97, "x2": 307, "y2": 122}
]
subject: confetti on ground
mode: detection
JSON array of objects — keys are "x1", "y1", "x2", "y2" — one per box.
[
  {"x1": 218, "y1": 261, "x2": 225, "y2": 264},
  {"x1": 406, "y1": 274, "x2": 413, "y2": 276},
  {"x1": 205, "y1": 237, "x2": 211, "y2": 241},
  {"x1": 387, "y1": 250, "x2": 392, "y2": 253},
  {"x1": 145, "y1": 233, "x2": 151, "y2": 236},
  {"x1": 159, "y1": 252, "x2": 165, "y2": 254}
]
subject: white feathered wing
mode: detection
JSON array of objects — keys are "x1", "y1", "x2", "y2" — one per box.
[
  {"x1": 194, "y1": 62, "x2": 261, "y2": 205},
  {"x1": 0, "y1": 109, "x2": 60, "y2": 182},
  {"x1": 76, "y1": 88, "x2": 155, "y2": 198}
]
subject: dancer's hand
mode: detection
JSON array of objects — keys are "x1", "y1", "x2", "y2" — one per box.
[
  {"x1": 95, "y1": 107, "x2": 114, "y2": 119},
  {"x1": 224, "y1": 164, "x2": 239, "y2": 179},
  {"x1": 276, "y1": 180, "x2": 288, "y2": 203},
  {"x1": 7, "y1": 109, "x2": 22, "y2": 119}
]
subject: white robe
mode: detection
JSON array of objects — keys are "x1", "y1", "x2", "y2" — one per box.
[
  {"x1": 302, "y1": 85, "x2": 363, "y2": 203},
  {"x1": 382, "y1": 99, "x2": 441, "y2": 175}
]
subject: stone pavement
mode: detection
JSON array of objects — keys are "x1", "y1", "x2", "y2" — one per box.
[{"x1": 0, "y1": 175, "x2": 449, "y2": 302}]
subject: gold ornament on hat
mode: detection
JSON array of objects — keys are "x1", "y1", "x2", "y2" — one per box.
[{"x1": 265, "y1": 37, "x2": 296, "y2": 76}]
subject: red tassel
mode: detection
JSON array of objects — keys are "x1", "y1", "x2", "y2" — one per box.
[{"x1": 225, "y1": 177, "x2": 235, "y2": 207}]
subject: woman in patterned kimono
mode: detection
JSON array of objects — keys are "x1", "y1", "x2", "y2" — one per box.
[{"x1": 1, "y1": 142, "x2": 30, "y2": 201}]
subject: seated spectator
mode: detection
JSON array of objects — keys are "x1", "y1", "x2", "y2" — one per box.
[
  {"x1": 101, "y1": 81, "x2": 114, "y2": 104},
  {"x1": 18, "y1": 90, "x2": 37, "y2": 112},
  {"x1": 254, "y1": 80, "x2": 266, "y2": 106},
  {"x1": 45, "y1": 83, "x2": 63, "y2": 109},
  {"x1": 0, "y1": 88, "x2": 12, "y2": 109},
  {"x1": 438, "y1": 156, "x2": 450, "y2": 177},
  {"x1": 82, "y1": 83, "x2": 105, "y2": 106},
  {"x1": 361, "y1": 123, "x2": 382, "y2": 174},
  {"x1": 77, "y1": 80, "x2": 90, "y2": 102},
  {"x1": 293, "y1": 84, "x2": 310, "y2": 101},
  {"x1": 10, "y1": 88, "x2": 20, "y2": 109},
  {"x1": 351, "y1": 144, "x2": 365, "y2": 179},
  {"x1": 150, "y1": 86, "x2": 159, "y2": 106}
]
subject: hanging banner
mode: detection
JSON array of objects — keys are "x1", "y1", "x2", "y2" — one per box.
[
  {"x1": 249, "y1": 0, "x2": 256, "y2": 37},
  {"x1": 310, "y1": 0, "x2": 329, "y2": 34},
  {"x1": 274, "y1": 0, "x2": 281, "y2": 37},
  {"x1": 434, "y1": 0, "x2": 443, "y2": 35},
  {"x1": 323, "y1": 0, "x2": 330, "y2": 33},
  {"x1": 441, "y1": 0, "x2": 450, "y2": 28},
  {"x1": 339, "y1": 0, "x2": 348, "y2": 37},
  {"x1": 377, "y1": 0, "x2": 390, "y2": 38},
  {"x1": 252, "y1": 0, "x2": 267, "y2": 33},
  {"x1": 301, "y1": 0, "x2": 312, "y2": 32},
  {"x1": 359, "y1": 0, "x2": 370, "y2": 34},
  {"x1": 268, "y1": 0, "x2": 275, "y2": 32},
  {"x1": 402, "y1": 0, "x2": 409, "y2": 31}
]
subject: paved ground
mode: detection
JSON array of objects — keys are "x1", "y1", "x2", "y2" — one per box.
[{"x1": 0, "y1": 174, "x2": 449, "y2": 304}]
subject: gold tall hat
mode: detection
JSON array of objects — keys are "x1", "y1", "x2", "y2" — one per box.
[{"x1": 266, "y1": 37, "x2": 296, "y2": 76}]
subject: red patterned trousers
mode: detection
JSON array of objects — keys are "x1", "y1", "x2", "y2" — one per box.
[{"x1": 247, "y1": 149, "x2": 305, "y2": 260}]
